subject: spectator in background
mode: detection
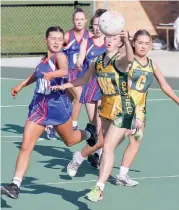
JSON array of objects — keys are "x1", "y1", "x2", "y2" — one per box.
[{"x1": 174, "y1": 17, "x2": 179, "y2": 50}]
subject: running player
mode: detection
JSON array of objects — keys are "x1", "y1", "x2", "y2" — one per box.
[
  {"x1": 46, "y1": 8, "x2": 92, "y2": 139},
  {"x1": 1, "y1": 26, "x2": 96, "y2": 199},
  {"x1": 51, "y1": 30, "x2": 137, "y2": 201},
  {"x1": 63, "y1": 9, "x2": 107, "y2": 174},
  {"x1": 88, "y1": 29, "x2": 179, "y2": 188}
]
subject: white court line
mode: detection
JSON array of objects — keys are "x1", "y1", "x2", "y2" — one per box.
[
  {"x1": 1, "y1": 136, "x2": 45, "y2": 143},
  {"x1": 20, "y1": 175, "x2": 179, "y2": 187},
  {"x1": 1, "y1": 77, "x2": 24, "y2": 81},
  {"x1": 0, "y1": 98, "x2": 173, "y2": 108},
  {"x1": 1, "y1": 105, "x2": 28, "y2": 108},
  {"x1": 150, "y1": 88, "x2": 179, "y2": 92},
  {"x1": 147, "y1": 98, "x2": 171, "y2": 102}
]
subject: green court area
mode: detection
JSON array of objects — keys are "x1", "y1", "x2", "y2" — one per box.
[{"x1": 1, "y1": 68, "x2": 179, "y2": 210}]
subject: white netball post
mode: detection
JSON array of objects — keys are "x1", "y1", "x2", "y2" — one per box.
[{"x1": 99, "y1": 11, "x2": 125, "y2": 36}]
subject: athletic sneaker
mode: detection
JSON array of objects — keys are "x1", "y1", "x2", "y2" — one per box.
[
  {"x1": 85, "y1": 186, "x2": 103, "y2": 202},
  {"x1": 46, "y1": 126, "x2": 57, "y2": 140},
  {"x1": 85, "y1": 123, "x2": 97, "y2": 147},
  {"x1": 1, "y1": 183, "x2": 20, "y2": 199},
  {"x1": 115, "y1": 174, "x2": 139, "y2": 187},
  {"x1": 87, "y1": 153, "x2": 100, "y2": 168},
  {"x1": 67, "y1": 153, "x2": 81, "y2": 177}
]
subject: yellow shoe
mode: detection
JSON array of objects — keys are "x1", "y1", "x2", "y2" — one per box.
[{"x1": 85, "y1": 186, "x2": 103, "y2": 202}]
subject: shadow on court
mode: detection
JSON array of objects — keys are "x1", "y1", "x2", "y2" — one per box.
[
  {"x1": 1, "y1": 123, "x2": 52, "y2": 139},
  {"x1": 14, "y1": 142, "x2": 101, "y2": 178},
  {"x1": 1, "y1": 198, "x2": 12, "y2": 208},
  {"x1": 1, "y1": 124, "x2": 24, "y2": 135},
  {"x1": 1, "y1": 176, "x2": 92, "y2": 210},
  {"x1": 13, "y1": 141, "x2": 140, "y2": 182},
  {"x1": 19, "y1": 177, "x2": 92, "y2": 210}
]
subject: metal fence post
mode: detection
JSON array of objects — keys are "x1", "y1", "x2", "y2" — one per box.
[{"x1": 74, "y1": 1, "x2": 78, "y2": 9}]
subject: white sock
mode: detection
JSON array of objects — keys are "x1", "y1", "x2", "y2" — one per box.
[
  {"x1": 96, "y1": 148, "x2": 103, "y2": 158},
  {"x1": 119, "y1": 166, "x2": 129, "y2": 177},
  {"x1": 72, "y1": 121, "x2": 78, "y2": 128},
  {"x1": 96, "y1": 181, "x2": 105, "y2": 191},
  {"x1": 13, "y1": 177, "x2": 22, "y2": 188},
  {"x1": 74, "y1": 151, "x2": 85, "y2": 164}
]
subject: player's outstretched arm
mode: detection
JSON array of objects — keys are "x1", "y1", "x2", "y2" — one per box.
[
  {"x1": 11, "y1": 72, "x2": 36, "y2": 98},
  {"x1": 51, "y1": 59, "x2": 96, "y2": 91},
  {"x1": 154, "y1": 62, "x2": 179, "y2": 105}
]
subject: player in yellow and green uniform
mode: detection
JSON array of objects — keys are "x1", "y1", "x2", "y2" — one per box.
[
  {"x1": 50, "y1": 30, "x2": 137, "y2": 201},
  {"x1": 115, "y1": 30, "x2": 179, "y2": 187},
  {"x1": 128, "y1": 56, "x2": 154, "y2": 123},
  {"x1": 96, "y1": 51, "x2": 135, "y2": 129},
  {"x1": 88, "y1": 30, "x2": 179, "y2": 189}
]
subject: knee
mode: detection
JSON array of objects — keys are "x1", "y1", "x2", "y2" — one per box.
[
  {"x1": 103, "y1": 143, "x2": 113, "y2": 153},
  {"x1": 64, "y1": 140, "x2": 74, "y2": 147},
  {"x1": 72, "y1": 92, "x2": 81, "y2": 100},
  {"x1": 129, "y1": 136, "x2": 142, "y2": 146},
  {"x1": 20, "y1": 143, "x2": 33, "y2": 154},
  {"x1": 95, "y1": 142, "x2": 104, "y2": 150}
]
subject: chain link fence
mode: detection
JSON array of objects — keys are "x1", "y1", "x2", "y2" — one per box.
[{"x1": 1, "y1": 2, "x2": 91, "y2": 56}]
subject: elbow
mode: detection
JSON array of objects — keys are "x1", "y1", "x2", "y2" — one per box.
[
  {"x1": 127, "y1": 57, "x2": 134, "y2": 64},
  {"x1": 160, "y1": 84, "x2": 170, "y2": 94},
  {"x1": 128, "y1": 59, "x2": 133, "y2": 64}
]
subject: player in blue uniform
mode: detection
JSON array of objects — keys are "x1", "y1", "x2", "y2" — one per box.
[
  {"x1": 63, "y1": 8, "x2": 93, "y2": 130},
  {"x1": 64, "y1": 9, "x2": 107, "y2": 177},
  {"x1": 1, "y1": 26, "x2": 96, "y2": 200}
]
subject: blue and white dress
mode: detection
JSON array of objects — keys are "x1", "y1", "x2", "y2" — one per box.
[{"x1": 28, "y1": 53, "x2": 72, "y2": 126}]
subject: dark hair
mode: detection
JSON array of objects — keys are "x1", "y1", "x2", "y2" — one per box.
[
  {"x1": 72, "y1": 7, "x2": 87, "y2": 20},
  {"x1": 89, "y1": 9, "x2": 107, "y2": 31},
  {"x1": 46, "y1": 26, "x2": 64, "y2": 38}
]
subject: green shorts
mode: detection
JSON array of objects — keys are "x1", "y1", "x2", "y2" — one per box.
[{"x1": 113, "y1": 112, "x2": 136, "y2": 129}]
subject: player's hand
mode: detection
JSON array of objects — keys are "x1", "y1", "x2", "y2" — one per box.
[
  {"x1": 76, "y1": 60, "x2": 83, "y2": 72},
  {"x1": 50, "y1": 85, "x2": 65, "y2": 91},
  {"x1": 11, "y1": 85, "x2": 22, "y2": 99},
  {"x1": 131, "y1": 118, "x2": 142, "y2": 135},
  {"x1": 120, "y1": 30, "x2": 129, "y2": 43},
  {"x1": 41, "y1": 72, "x2": 53, "y2": 81},
  {"x1": 135, "y1": 118, "x2": 142, "y2": 131}
]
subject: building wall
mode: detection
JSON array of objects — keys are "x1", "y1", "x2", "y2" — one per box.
[{"x1": 95, "y1": 1, "x2": 179, "y2": 41}]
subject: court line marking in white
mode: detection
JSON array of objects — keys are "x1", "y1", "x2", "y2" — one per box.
[
  {"x1": 20, "y1": 175, "x2": 179, "y2": 187},
  {"x1": 149, "y1": 88, "x2": 162, "y2": 91},
  {"x1": 1, "y1": 77, "x2": 24, "y2": 81},
  {"x1": 1, "y1": 136, "x2": 45, "y2": 143},
  {"x1": 150, "y1": 88, "x2": 179, "y2": 92},
  {"x1": 0, "y1": 98, "x2": 174, "y2": 108},
  {"x1": 1, "y1": 105, "x2": 28, "y2": 108},
  {"x1": 147, "y1": 99, "x2": 171, "y2": 102}
]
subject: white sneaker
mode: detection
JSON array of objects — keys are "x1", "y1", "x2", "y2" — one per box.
[
  {"x1": 115, "y1": 174, "x2": 139, "y2": 187},
  {"x1": 67, "y1": 154, "x2": 81, "y2": 177}
]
